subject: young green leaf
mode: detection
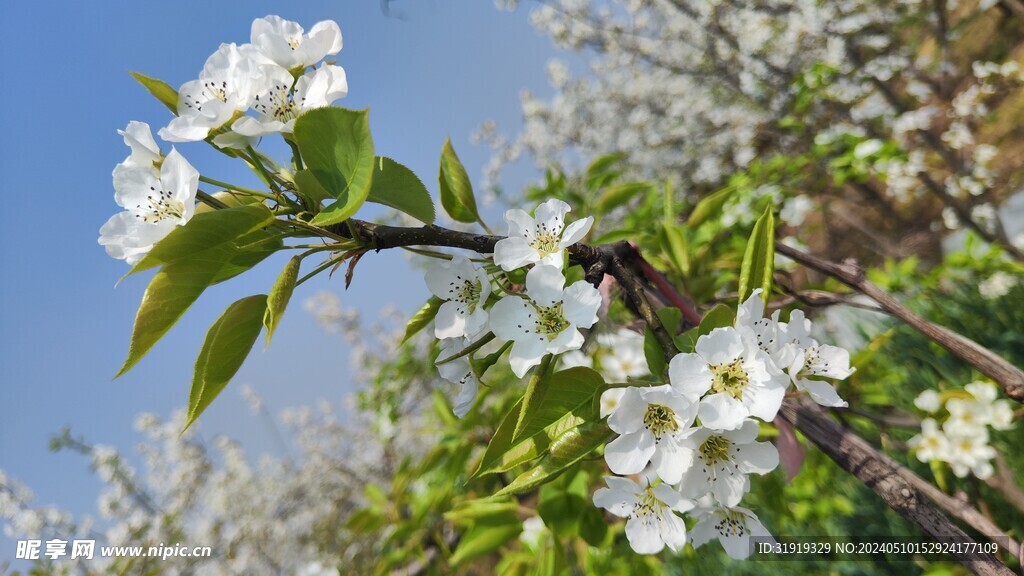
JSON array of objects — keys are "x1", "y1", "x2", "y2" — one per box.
[
  {"x1": 293, "y1": 107, "x2": 375, "y2": 227},
  {"x1": 596, "y1": 182, "x2": 652, "y2": 212},
  {"x1": 129, "y1": 71, "x2": 179, "y2": 114},
  {"x1": 185, "y1": 295, "x2": 268, "y2": 431},
  {"x1": 474, "y1": 367, "x2": 603, "y2": 477},
  {"x1": 644, "y1": 326, "x2": 667, "y2": 378},
  {"x1": 674, "y1": 303, "x2": 735, "y2": 352},
  {"x1": 687, "y1": 186, "x2": 736, "y2": 228},
  {"x1": 438, "y1": 137, "x2": 481, "y2": 224},
  {"x1": 449, "y1": 514, "x2": 522, "y2": 567},
  {"x1": 368, "y1": 157, "x2": 435, "y2": 224},
  {"x1": 127, "y1": 204, "x2": 275, "y2": 275},
  {"x1": 401, "y1": 297, "x2": 443, "y2": 344},
  {"x1": 659, "y1": 224, "x2": 690, "y2": 276},
  {"x1": 116, "y1": 244, "x2": 238, "y2": 378},
  {"x1": 738, "y1": 206, "x2": 776, "y2": 305},
  {"x1": 264, "y1": 256, "x2": 301, "y2": 346},
  {"x1": 494, "y1": 422, "x2": 613, "y2": 497}
]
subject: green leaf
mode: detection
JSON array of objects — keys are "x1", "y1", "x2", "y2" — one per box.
[
  {"x1": 644, "y1": 326, "x2": 667, "y2": 378},
  {"x1": 117, "y1": 244, "x2": 239, "y2": 377},
  {"x1": 687, "y1": 186, "x2": 736, "y2": 228},
  {"x1": 474, "y1": 367, "x2": 603, "y2": 477},
  {"x1": 513, "y1": 355, "x2": 555, "y2": 439},
  {"x1": 184, "y1": 295, "x2": 267, "y2": 430},
  {"x1": 293, "y1": 169, "x2": 333, "y2": 205},
  {"x1": 495, "y1": 422, "x2": 613, "y2": 497},
  {"x1": 128, "y1": 204, "x2": 275, "y2": 275},
  {"x1": 401, "y1": 296, "x2": 443, "y2": 344},
  {"x1": 293, "y1": 107, "x2": 375, "y2": 227},
  {"x1": 263, "y1": 256, "x2": 300, "y2": 346},
  {"x1": 738, "y1": 206, "x2": 776, "y2": 305},
  {"x1": 368, "y1": 157, "x2": 435, "y2": 224},
  {"x1": 438, "y1": 137, "x2": 481, "y2": 224},
  {"x1": 674, "y1": 303, "x2": 735, "y2": 352},
  {"x1": 449, "y1": 514, "x2": 522, "y2": 567},
  {"x1": 212, "y1": 229, "x2": 284, "y2": 285},
  {"x1": 129, "y1": 71, "x2": 178, "y2": 114},
  {"x1": 596, "y1": 182, "x2": 651, "y2": 212},
  {"x1": 659, "y1": 224, "x2": 690, "y2": 276}
]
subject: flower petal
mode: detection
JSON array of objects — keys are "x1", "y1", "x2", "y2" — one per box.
[
  {"x1": 696, "y1": 327, "x2": 744, "y2": 365},
  {"x1": 605, "y1": 430, "x2": 655, "y2": 475},
  {"x1": 533, "y1": 199, "x2": 570, "y2": 235},
  {"x1": 562, "y1": 281, "x2": 601, "y2": 328},
  {"x1": 488, "y1": 297, "x2": 536, "y2": 342},
  {"x1": 698, "y1": 393, "x2": 748, "y2": 430},
  {"x1": 559, "y1": 216, "x2": 593, "y2": 247},
  {"x1": 493, "y1": 236, "x2": 538, "y2": 271},
  {"x1": 434, "y1": 300, "x2": 468, "y2": 339},
  {"x1": 668, "y1": 353, "x2": 713, "y2": 402},
  {"x1": 625, "y1": 515, "x2": 665, "y2": 555},
  {"x1": 508, "y1": 337, "x2": 548, "y2": 378},
  {"x1": 525, "y1": 264, "x2": 566, "y2": 306}
]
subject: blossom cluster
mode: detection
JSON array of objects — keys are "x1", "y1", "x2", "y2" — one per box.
[
  {"x1": 426, "y1": 199, "x2": 599, "y2": 416},
  {"x1": 909, "y1": 383, "x2": 1015, "y2": 479},
  {"x1": 423, "y1": 199, "x2": 856, "y2": 559},
  {"x1": 98, "y1": 16, "x2": 347, "y2": 264},
  {"x1": 593, "y1": 290, "x2": 854, "y2": 557}
]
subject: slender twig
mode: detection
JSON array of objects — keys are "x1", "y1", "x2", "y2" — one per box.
[{"x1": 775, "y1": 242, "x2": 1024, "y2": 402}]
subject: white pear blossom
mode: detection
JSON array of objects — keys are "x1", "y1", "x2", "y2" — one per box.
[
  {"x1": 424, "y1": 255, "x2": 491, "y2": 339},
  {"x1": 489, "y1": 264, "x2": 600, "y2": 377},
  {"x1": 250, "y1": 15, "x2": 342, "y2": 70},
  {"x1": 943, "y1": 397, "x2": 991, "y2": 436},
  {"x1": 436, "y1": 338, "x2": 480, "y2": 418},
  {"x1": 493, "y1": 199, "x2": 593, "y2": 271},
  {"x1": 115, "y1": 121, "x2": 161, "y2": 170},
  {"x1": 734, "y1": 289, "x2": 784, "y2": 361},
  {"x1": 667, "y1": 327, "x2": 786, "y2": 431},
  {"x1": 913, "y1": 390, "x2": 942, "y2": 413},
  {"x1": 778, "y1": 310, "x2": 853, "y2": 408},
  {"x1": 604, "y1": 385, "x2": 698, "y2": 483},
  {"x1": 99, "y1": 149, "x2": 199, "y2": 265},
  {"x1": 945, "y1": 431, "x2": 996, "y2": 479},
  {"x1": 597, "y1": 329, "x2": 649, "y2": 381},
  {"x1": 160, "y1": 43, "x2": 267, "y2": 143},
  {"x1": 676, "y1": 420, "x2": 779, "y2": 507},
  {"x1": 689, "y1": 503, "x2": 774, "y2": 560},
  {"x1": 231, "y1": 64, "x2": 348, "y2": 139},
  {"x1": 592, "y1": 475, "x2": 693, "y2": 555},
  {"x1": 908, "y1": 418, "x2": 950, "y2": 463}
]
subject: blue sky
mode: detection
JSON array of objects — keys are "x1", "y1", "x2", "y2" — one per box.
[{"x1": 0, "y1": 0, "x2": 573, "y2": 547}]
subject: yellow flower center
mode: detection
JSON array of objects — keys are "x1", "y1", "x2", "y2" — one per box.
[
  {"x1": 710, "y1": 359, "x2": 749, "y2": 399},
  {"x1": 643, "y1": 403, "x2": 680, "y2": 440}
]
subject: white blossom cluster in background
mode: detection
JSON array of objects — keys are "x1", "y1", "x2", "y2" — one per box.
[
  {"x1": 423, "y1": 199, "x2": 857, "y2": 558},
  {"x1": 480, "y1": 0, "x2": 1021, "y2": 252},
  {"x1": 98, "y1": 16, "x2": 347, "y2": 264},
  {"x1": 1, "y1": 406, "x2": 382, "y2": 574},
  {"x1": 909, "y1": 383, "x2": 1015, "y2": 479}
]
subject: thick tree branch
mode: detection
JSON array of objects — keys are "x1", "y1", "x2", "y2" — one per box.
[
  {"x1": 775, "y1": 241, "x2": 1024, "y2": 402},
  {"x1": 781, "y1": 401, "x2": 1016, "y2": 575}
]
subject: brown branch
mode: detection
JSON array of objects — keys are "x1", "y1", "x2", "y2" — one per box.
[
  {"x1": 775, "y1": 242, "x2": 1024, "y2": 402},
  {"x1": 781, "y1": 401, "x2": 1017, "y2": 574}
]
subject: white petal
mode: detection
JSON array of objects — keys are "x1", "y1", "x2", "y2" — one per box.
[
  {"x1": 605, "y1": 431, "x2": 656, "y2": 475},
  {"x1": 653, "y1": 484, "x2": 694, "y2": 513},
  {"x1": 651, "y1": 434, "x2": 693, "y2": 484},
  {"x1": 559, "y1": 216, "x2": 593, "y2": 247},
  {"x1": 453, "y1": 374, "x2": 478, "y2": 418},
  {"x1": 113, "y1": 164, "x2": 160, "y2": 210},
  {"x1": 548, "y1": 326, "x2": 584, "y2": 354},
  {"x1": 743, "y1": 378, "x2": 787, "y2": 421},
  {"x1": 668, "y1": 353, "x2": 713, "y2": 402},
  {"x1": 434, "y1": 300, "x2": 468, "y2": 339},
  {"x1": 488, "y1": 297, "x2": 536, "y2": 342},
  {"x1": 493, "y1": 237, "x2": 538, "y2": 271},
  {"x1": 562, "y1": 281, "x2": 601, "y2": 328},
  {"x1": 625, "y1": 515, "x2": 665, "y2": 555},
  {"x1": 735, "y1": 441, "x2": 779, "y2": 474},
  {"x1": 698, "y1": 393, "x2": 748, "y2": 430},
  {"x1": 508, "y1": 338, "x2": 548, "y2": 378},
  {"x1": 301, "y1": 20, "x2": 343, "y2": 65},
  {"x1": 725, "y1": 419, "x2": 761, "y2": 444},
  {"x1": 659, "y1": 510, "x2": 689, "y2": 552},
  {"x1": 525, "y1": 264, "x2": 565, "y2": 306},
  {"x1": 607, "y1": 387, "x2": 648, "y2": 434},
  {"x1": 711, "y1": 471, "x2": 748, "y2": 507},
  {"x1": 161, "y1": 148, "x2": 199, "y2": 220},
  {"x1": 463, "y1": 308, "x2": 489, "y2": 340},
  {"x1": 592, "y1": 486, "x2": 636, "y2": 518},
  {"x1": 797, "y1": 378, "x2": 848, "y2": 408},
  {"x1": 696, "y1": 327, "x2": 744, "y2": 365},
  {"x1": 533, "y1": 199, "x2": 571, "y2": 235},
  {"x1": 689, "y1": 517, "x2": 716, "y2": 550}
]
